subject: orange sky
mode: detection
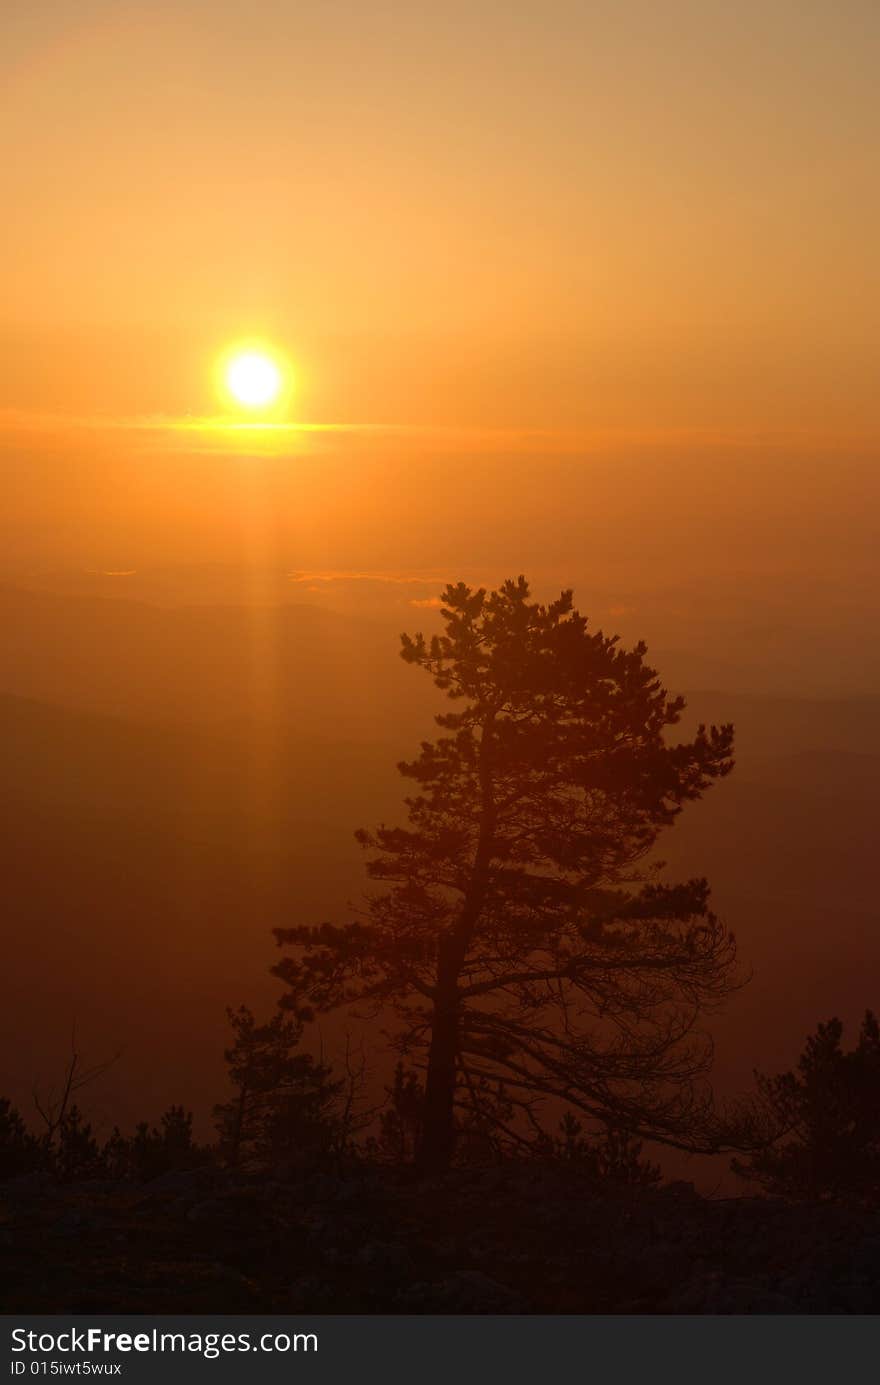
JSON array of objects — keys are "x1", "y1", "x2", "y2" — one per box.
[
  {"x1": 2, "y1": 1, "x2": 878, "y2": 436},
  {"x1": 1, "y1": 0, "x2": 878, "y2": 665}
]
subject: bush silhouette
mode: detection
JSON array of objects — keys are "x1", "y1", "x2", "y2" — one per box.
[
  {"x1": 214, "y1": 1005, "x2": 346, "y2": 1170},
  {"x1": 0, "y1": 1097, "x2": 38, "y2": 1180},
  {"x1": 733, "y1": 1011, "x2": 880, "y2": 1201}
]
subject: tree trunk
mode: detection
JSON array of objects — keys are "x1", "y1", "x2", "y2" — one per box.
[
  {"x1": 416, "y1": 945, "x2": 460, "y2": 1174},
  {"x1": 416, "y1": 712, "x2": 497, "y2": 1175},
  {"x1": 230, "y1": 1084, "x2": 248, "y2": 1166}
]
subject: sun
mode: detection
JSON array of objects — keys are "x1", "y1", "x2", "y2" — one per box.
[
  {"x1": 216, "y1": 342, "x2": 292, "y2": 414},
  {"x1": 225, "y1": 350, "x2": 283, "y2": 408}
]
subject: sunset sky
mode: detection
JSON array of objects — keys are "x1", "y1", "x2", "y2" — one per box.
[
  {"x1": 2, "y1": 2, "x2": 878, "y2": 619},
  {"x1": 3, "y1": 2, "x2": 880, "y2": 1208}
]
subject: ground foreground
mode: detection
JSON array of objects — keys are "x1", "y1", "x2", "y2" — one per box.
[{"x1": 2, "y1": 1164, "x2": 878, "y2": 1314}]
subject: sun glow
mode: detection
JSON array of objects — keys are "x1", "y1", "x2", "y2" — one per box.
[
  {"x1": 218, "y1": 344, "x2": 290, "y2": 413},
  {"x1": 226, "y1": 351, "x2": 281, "y2": 407}
]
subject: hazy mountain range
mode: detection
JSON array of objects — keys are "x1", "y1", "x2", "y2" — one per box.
[{"x1": 1, "y1": 576, "x2": 877, "y2": 1154}]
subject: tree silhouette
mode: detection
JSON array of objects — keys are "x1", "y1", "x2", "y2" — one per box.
[
  {"x1": 0, "y1": 1097, "x2": 37, "y2": 1180},
  {"x1": 104, "y1": 1106, "x2": 204, "y2": 1181},
  {"x1": 274, "y1": 578, "x2": 741, "y2": 1172},
  {"x1": 535, "y1": 1111, "x2": 662, "y2": 1186},
  {"x1": 376, "y1": 1062, "x2": 424, "y2": 1164},
  {"x1": 53, "y1": 1105, "x2": 103, "y2": 1183},
  {"x1": 214, "y1": 1005, "x2": 347, "y2": 1169},
  {"x1": 32, "y1": 1030, "x2": 120, "y2": 1161},
  {"x1": 733, "y1": 1011, "x2": 880, "y2": 1201}
]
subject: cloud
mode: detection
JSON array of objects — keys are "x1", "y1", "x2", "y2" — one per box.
[
  {"x1": 288, "y1": 570, "x2": 444, "y2": 587},
  {"x1": 9, "y1": 407, "x2": 877, "y2": 462}
]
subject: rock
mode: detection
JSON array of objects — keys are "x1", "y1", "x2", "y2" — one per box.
[
  {"x1": 206, "y1": 1261, "x2": 256, "y2": 1290},
  {"x1": 285, "y1": 1276, "x2": 338, "y2": 1311},
  {"x1": 398, "y1": 1269, "x2": 526, "y2": 1313},
  {"x1": 659, "y1": 1180, "x2": 699, "y2": 1200},
  {"x1": 185, "y1": 1197, "x2": 233, "y2": 1225},
  {"x1": 0, "y1": 1172, "x2": 55, "y2": 1202},
  {"x1": 53, "y1": 1208, "x2": 105, "y2": 1236},
  {"x1": 143, "y1": 1168, "x2": 213, "y2": 1197},
  {"x1": 665, "y1": 1272, "x2": 795, "y2": 1314},
  {"x1": 355, "y1": 1240, "x2": 412, "y2": 1273},
  {"x1": 7, "y1": 1158, "x2": 880, "y2": 1314}
]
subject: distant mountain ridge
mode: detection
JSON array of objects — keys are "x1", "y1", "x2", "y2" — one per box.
[
  {"x1": 1, "y1": 587, "x2": 877, "y2": 1142},
  {"x1": 0, "y1": 581, "x2": 436, "y2": 739}
]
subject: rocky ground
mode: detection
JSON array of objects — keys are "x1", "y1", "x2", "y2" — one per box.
[{"x1": 2, "y1": 1163, "x2": 878, "y2": 1314}]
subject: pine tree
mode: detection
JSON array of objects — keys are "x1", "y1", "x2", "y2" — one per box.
[
  {"x1": 104, "y1": 1106, "x2": 203, "y2": 1181},
  {"x1": 0, "y1": 1097, "x2": 38, "y2": 1179},
  {"x1": 54, "y1": 1105, "x2": 103, "y2": 1182},
  {"x1": 274, "y1": 578, "x2": 741, "y2": 1172},
  {"x1": 214, "y1": 1006, "x2": 343, "y2": 1168},
  {"x1": 733, "y1": 1011, "x2": 880, "y2": 1201}
]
